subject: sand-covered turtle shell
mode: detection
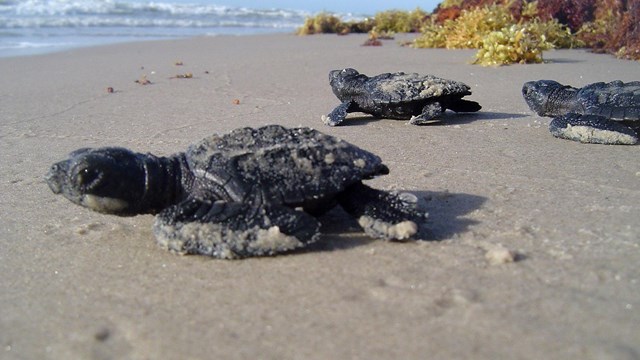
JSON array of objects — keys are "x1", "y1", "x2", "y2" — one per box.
[
  {"x1": 185, "y1": 125, "x2": 389, "y2": 206},
  {"x1": 366, "y1": 72, "x2": 474, "y2": 104},
  {"x1": 575, "y1": 80, "x2": 640, "y2": 121}
]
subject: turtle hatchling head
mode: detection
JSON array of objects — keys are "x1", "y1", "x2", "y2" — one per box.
[
  {"x1": 329, "y1": 68, "x2": 365, "y2": 99},
  {"x1": 45, "y1": 147, "x2": 146, "y2": 215},
  {"x1": 522, "y1": 80, "x2": 565, "y2": 116}
]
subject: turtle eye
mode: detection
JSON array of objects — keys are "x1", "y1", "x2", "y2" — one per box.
[{"x1": 75, "y1": 167, "x2": 102, "y2": 188}]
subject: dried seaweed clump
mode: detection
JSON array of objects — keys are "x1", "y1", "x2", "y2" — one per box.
[
  {"x1": 296, "y1": 13, "x2": 350, "y2": 35},
  {"x1": 414, "y1": 2, "x2": 578, "y2": 65},
  {"x1": 414, "y1": 4, "x2": 514, "y2": 48},
  {"x1": 373, "y1": 8, "x2": 429, "y2": 33},
  {"x1": 296, "y1": 9, "x2": 426, "y2": 36}
]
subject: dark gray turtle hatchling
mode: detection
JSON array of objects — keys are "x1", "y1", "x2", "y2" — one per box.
[
  {"x1": 45, "y1": 125, "x2": 426, "y2": 259},
  {"x1": 323, "y1": 68, "x2": 481, "y2": 126},
  {"x1": 522, "y1": 80, "x2": 640, "y2": 145}
]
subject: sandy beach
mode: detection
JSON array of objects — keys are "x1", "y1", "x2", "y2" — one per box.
[{"x1": 1, "y1": 33, "x2": 639, "y2": 359}]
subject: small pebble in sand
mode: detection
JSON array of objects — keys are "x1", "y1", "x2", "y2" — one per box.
[
  {"x1": 94, "y1": 327, "x2": 110, "y2": 341},
  {"x1": 232, "y1": 99, "x2": 241, "y2": 105},
  {"x1": 485, "y1": 246, "x2": 517, "y2": 265},
  {"x1": 106, "y1": 87, "x2": 114, "y2": 93}
]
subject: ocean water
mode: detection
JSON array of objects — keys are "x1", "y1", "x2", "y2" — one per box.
[{"x1": 0, "y1": 0, "x2": 351, "y2": 57}]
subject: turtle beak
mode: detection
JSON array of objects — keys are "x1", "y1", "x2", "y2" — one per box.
[
  {"x1": 45, "y1": 162, "x2": 67, "y2": 194},
  {"x1": 328, "y1": 70, "x2": 341, "y2": 84}
]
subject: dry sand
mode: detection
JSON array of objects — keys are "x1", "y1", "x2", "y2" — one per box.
[{"x1": 1, "y1": 33, "x2": 639, "y2": 359}]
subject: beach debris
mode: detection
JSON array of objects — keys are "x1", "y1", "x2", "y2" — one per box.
[
  {"x1": 323, "y1": 68, "x2": 481, "y2": 126},
  {"x1": 362, "y1": 30, "x2": 394, "y2": 46},
  {"x1": 45, "y1": 125, "x2": 427, "y2": 259},
  {"x1": 362, "y1": 30, "x2": 388, "y2": 46},
  {"x1": 373, "y1": 30, "x2": 395, "y2": 40},
  {"x1": 171, "y1": 72, "x2": 193, "y2": 79},
  {"x1": 362, "y1": 37, "x2": 382, "y2": 46},
  {"x1": 106, "y1": 87, "x2": 114, "y2": 93},
  {"x1": 232, "y1": 99, "x2": 240, "y2": 105},
  {"x1": 522, "y1": 80, "x2": 640, "y2": 145},
  {"x1": 485, "y1": 245, "x2": 517, "y2": 265},
  {"x1": 134, "y1": 75, "x2": 152, "y2": 85},
  {"x1": 174, "y1": 61, "x2": 184, "y2": 66}
]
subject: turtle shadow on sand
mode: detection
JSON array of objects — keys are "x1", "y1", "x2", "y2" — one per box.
[
  {"x1": 427, "y1": 111, "x2": 528, "y2": 125},
  {"x1": 542, "y1": 57, "x2": 584, "y2": 64},
  {"x1": 416, "y1": 190, "x2": 486, "y2": 240},
  {"x1": 471, "y1": 111, "x2": 528, "y2": 121},
  {"x1": 333, "y1": 111, "x2": 525, "y2": 127},
  {"x1": 301, "y1": 190, "x2": 487, "y2": 255}
]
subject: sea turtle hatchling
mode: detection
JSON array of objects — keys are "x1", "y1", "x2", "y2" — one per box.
[
  {"x1": 45, "y1": 125, "x2": 426, "y2": 259},
  {"x1": 323, "y1": 68, "x2": 481, "y2": 126},
  {"x1": 522, "y1": 80, "x2": 640, "y2": 145}
]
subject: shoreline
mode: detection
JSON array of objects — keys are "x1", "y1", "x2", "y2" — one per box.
[
  {"x1": 1, "y1": 33, "x2": 639, "y2": 359},
  {"x1": 0, "y1": 29, "x2": 295, "y2": 59}
]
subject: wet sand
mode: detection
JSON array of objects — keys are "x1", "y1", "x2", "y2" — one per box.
[{"x1": 1, "y1": 33, "x2": 639, "y2": 359}]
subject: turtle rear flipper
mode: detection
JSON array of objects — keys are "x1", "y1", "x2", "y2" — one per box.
[
  {"x1": 409, "y1": 102, "x2": 444, "y2": 125},
  {"x1": 549, "y1": 113, "x2": 639, "y2": 145},
  {"x1": 154, "y1": 198, "x2": 320, "y2": 259},
  {"x1": 337, "y1": 183, "x2": 426, "y2": 241}
]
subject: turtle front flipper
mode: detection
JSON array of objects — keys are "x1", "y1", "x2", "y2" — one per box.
[
  {"x1": 154, "y1": 198, "x2": 321, "y2": 259},
  {"x1": 549, "y1": 113, "x2": 638, "y2": 145},
  {"x1": 337, "y1": 183, "x2": 427, "y2": 241},
  {"x1": 323, "y1": 101, "x2": 354, "y2": 126}
]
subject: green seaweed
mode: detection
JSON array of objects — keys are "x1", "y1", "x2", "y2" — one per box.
[
  {"x1": 413, "y1": 1, "x2": 579, "y2": 66},
  {"x1": 414, "y1": 4, "x2": 514, "y2": 49},
  {"x1": 473, "y1": 24, "x2": 551, "y2": 65}
]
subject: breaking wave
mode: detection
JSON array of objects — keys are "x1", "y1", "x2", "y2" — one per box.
[{"x1": 0, "y1": 0, "x2": 310, "y2": 29}]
